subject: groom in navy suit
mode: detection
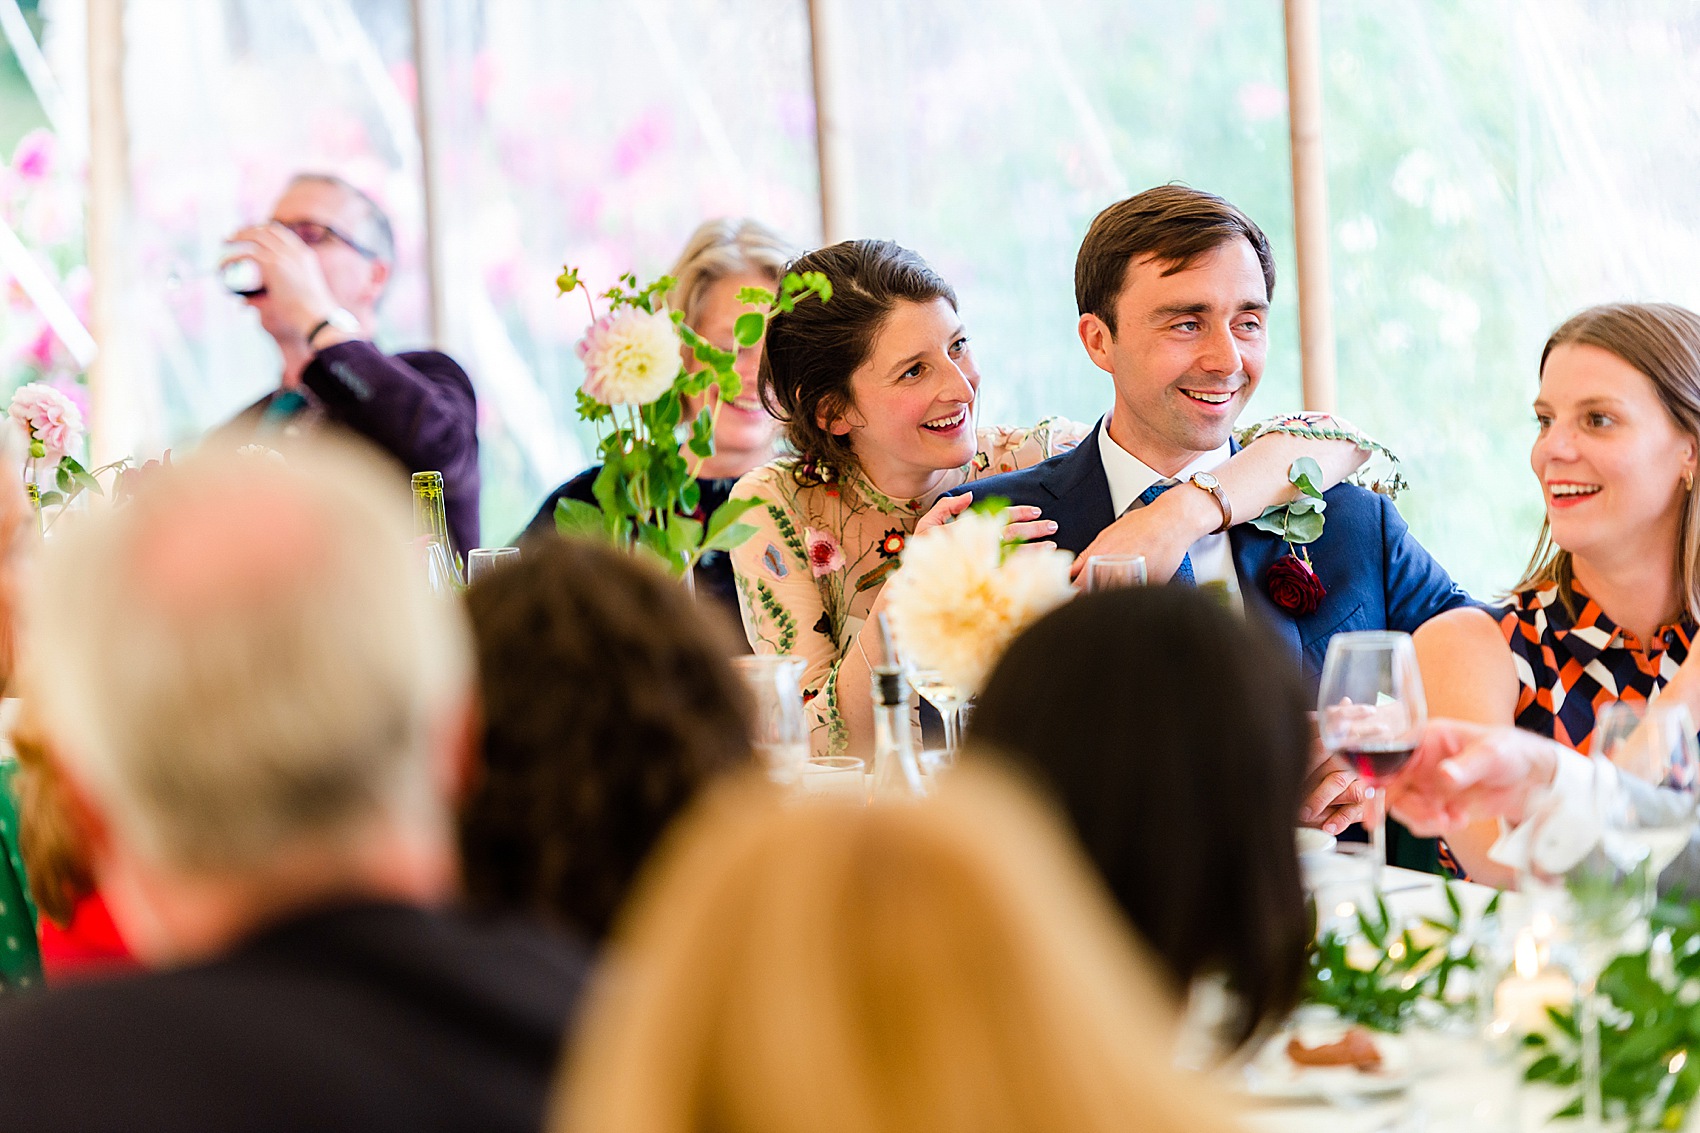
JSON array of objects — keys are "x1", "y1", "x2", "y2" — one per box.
[
  {"x1": 964, "y1": 185, "x2": 1470, "y2": 679},
  {"x1": 962, "y1": 186, "x2": 1470, "y2": 870}
]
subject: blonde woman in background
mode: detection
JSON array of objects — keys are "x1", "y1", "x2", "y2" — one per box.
[
  {"x1": 552, "y1": 765, "x2": 1242, "y2": 1133},
  {"x1": 519, "y1": 218, "x2": 796, "y2": 619}
]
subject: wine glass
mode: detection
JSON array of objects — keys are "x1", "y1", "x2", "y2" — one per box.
[
  {"x1": 908, "y1": 667, "x2": 968, "y2": 763},
  {"x1": 466, "y1": 546, "x2": 520, "y2": 584},
  {"x1": 1084, "y1": 554, "x2": 1147, "y2": 591},
  {"x1": 1593, "y1": 699, "x2": 1700, "y2": 917},
  {"x1": 1316, "y1": 631, "x2": 1427, "y2": 895}
]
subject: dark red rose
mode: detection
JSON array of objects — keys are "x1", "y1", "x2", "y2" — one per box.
[{"x1": 1265, "y1": 553, "x2": 1326, "y2": 616}]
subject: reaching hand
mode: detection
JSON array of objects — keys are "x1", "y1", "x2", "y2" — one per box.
[
  {"x1": 914, "y1": 493, "x2": 1057, "y2": 551},
  {"x1": 1301, "y1": 748, "x2": 1367, "y2": 835},
  {"x1": 1385, "y1": 718, "x2": 1559, "y2": 836}
]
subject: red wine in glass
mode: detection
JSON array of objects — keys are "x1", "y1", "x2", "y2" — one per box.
[{"x1": 1343, "y1": 743, "x2": 1416, "y2": 786}]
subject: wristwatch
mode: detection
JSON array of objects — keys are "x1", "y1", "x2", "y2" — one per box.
[
  {"x1": 305, "y1": 307, "x2": 360, "y2": 349},
  {"x1": 1186, "y1": 471, "x2": 1233, "y2": 535}
]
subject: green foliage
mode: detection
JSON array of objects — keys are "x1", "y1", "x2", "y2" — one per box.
[
  {"x1": 1523, "y1": 901, "x2": 1700, "y2": 1131},
  {"x1": 1304, "y1": 883, "x2": 1497, "y2": 1032},
  {"x1": 552, "y1": 266, "x2": 829, "y2": 575},
  {"x1": 1250, "y1": 456, "x2": 1331, "y2": 546}
]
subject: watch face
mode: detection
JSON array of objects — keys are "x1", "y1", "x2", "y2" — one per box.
[{"x1": 1193, "y1": 471, "x2": 1220, "y2": 490}]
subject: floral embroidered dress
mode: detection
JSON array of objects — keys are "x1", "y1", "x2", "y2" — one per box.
[
  {"x1": 1493, "y1": 577, "x2": 1695, "y2": 752},
  {"x1": 731, "y1": 419, "x2": 1086, "y2": 755}
]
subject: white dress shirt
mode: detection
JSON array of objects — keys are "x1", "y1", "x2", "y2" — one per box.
[{"x1": 1096, "y1": 416, "x2": 1241, "y2": 596}]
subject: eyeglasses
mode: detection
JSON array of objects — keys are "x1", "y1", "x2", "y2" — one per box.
[{"x1": 275, "y1": 219, "x2": 380, "y2": 261}]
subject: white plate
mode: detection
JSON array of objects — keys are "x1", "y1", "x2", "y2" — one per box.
[
  {"x1": 1240, "y1": 1025, "x2": 1411, "y2": 1101},
  {"x1": 1296, "y1": 826, "x2": 1338, "y2": 860}
]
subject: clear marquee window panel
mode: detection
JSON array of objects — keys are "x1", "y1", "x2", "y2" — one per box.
[{"x1": 9, "y1": 0, "x2": 1700, "y2": 581}]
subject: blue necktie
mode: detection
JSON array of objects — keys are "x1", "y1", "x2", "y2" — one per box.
[{"x1": 1129, "y1": 480, "x2": 1195, "y2": 586}]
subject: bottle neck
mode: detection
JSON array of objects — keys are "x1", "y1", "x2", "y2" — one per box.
[{"x1": 870, "y1": 670, "x2": 925, "y2": 797}]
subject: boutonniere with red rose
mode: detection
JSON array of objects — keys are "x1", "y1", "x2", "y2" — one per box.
[{"x1": 1249, "y1": 456, "x2": 1330, "y2": 616}]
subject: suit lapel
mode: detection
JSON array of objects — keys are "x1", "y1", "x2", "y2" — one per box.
[
  {"x1": 1036, "y1": 419, "x2": 1116, "y2": 555},
  {"x1": 1231, "y1": 524, "x2": 1304, "y2": 656}
]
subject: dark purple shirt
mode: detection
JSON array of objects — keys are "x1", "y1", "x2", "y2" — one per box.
[{"x1": 230, "y1": 342, "x2": 481, "y2": 556}]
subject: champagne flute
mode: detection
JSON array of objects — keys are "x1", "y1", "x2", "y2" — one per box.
[
  {"x1": 1316, "y1": 631, "x2": 1427, "y2": 895},
  {"x1": 908, "y1": 667, "x2": 968, "y2": 763}
]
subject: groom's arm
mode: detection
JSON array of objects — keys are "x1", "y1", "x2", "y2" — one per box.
[{"x1": 1378, "y1": 493, "x2": 1475, "y2": 632}]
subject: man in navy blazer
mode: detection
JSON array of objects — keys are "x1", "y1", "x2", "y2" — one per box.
[
  {"x1": 964, "y1": 185, "x2": 1471, "y2": 677},
  {"x1": 961, "y1": 187, "x2": 1469, "y2": 867}
]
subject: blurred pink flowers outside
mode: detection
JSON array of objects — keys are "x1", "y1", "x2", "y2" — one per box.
[{"x1": 10, "y1": 129, "x2": 55, "y2": 184}]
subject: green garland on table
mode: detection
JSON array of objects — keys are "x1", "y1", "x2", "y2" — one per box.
[
  {"x1": 1304, "y1": 883, "x2": 1500, "y2": 1032},
  {"x1": 1524, "y1": 900, "x2": 1700, "y2": 1132}
]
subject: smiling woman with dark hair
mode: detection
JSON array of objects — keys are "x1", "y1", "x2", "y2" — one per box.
[{"x1": 967, "y1": 585, "x2": 1312, "y2": 1056}]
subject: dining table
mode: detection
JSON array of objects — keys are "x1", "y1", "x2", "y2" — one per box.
[{"x1": 1236, "y1": 860, "x2": 1575, "y2": 1133}]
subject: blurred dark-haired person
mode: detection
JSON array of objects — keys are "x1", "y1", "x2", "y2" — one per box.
[
  {"x1": 222, "y1": 172, "x2": 480, "y2": 556},
  {"x1": 731, "y1": 236, "x2": 1363, "y2": 762},
  {"x1": 0, "y1": 443, "x2": 587, "y2": 1133},
  {"x1": 968, "y1": 586, "x2": 1312, "y2": 1058},
  {"x1": 520, "y1": 218, "x2": 796, "y2": 619},
  {"x1": 460, "y1": 536, "x2": 754, "y2": 942}
]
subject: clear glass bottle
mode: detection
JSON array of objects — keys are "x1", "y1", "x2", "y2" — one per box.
[
  {"x1": 411, "y1": 471, "x2": 462, "y2": 592},
  {"x1": 870, "y1": 667, "x2": 927, "y2": 798}
]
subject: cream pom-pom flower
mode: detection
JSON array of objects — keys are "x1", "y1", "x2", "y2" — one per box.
[
  {"x1": 576, "y1": 307, "x2": 682, "y2": 407},
  {"x1": 881, "y1": 508, "x2": 1075, "y2": 697}
]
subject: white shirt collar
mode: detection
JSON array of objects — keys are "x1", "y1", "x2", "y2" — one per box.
[{"x1": 1098, "y1": 416, "x2": 1232, "y2": 516}]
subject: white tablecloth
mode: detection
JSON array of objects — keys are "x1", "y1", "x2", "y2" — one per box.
[{"x1": 1239, "y1": 865, "x2": 1558, "y2": 1133}]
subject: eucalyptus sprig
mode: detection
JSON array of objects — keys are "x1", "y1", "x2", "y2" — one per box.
[
  {"x1": 1523, "y1": 900, "x2": 1700, "y2": 1131},
  {"x1": 1249, "y1": 455, "x2": 1329, "y2": 547},
  {"x1": 1305, "y1": 883, "x2": 1499, "y2": 1032},
  {"x1": 552, "y1": 267, "x2": 830, "y2": 576}
]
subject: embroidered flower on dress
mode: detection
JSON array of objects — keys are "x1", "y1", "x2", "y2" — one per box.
[
  {"x1": 804, "y1": 527, "x2": 844, "y2": 577},
  {"x1": 878, "y1": 529, "x2": 906, "y2": 559}
]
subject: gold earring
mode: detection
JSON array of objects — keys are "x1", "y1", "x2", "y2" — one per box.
[{"x1": 1687, "y1": 470, "x2": 1695, "y2": 493}]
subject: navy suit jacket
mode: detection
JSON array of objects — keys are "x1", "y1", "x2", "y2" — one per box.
[{"x1": 955, "y1": 421, "x2": 1473, "y2": 683}]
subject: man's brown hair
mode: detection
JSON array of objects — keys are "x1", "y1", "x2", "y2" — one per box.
[{"x1": 1075, "y1": 185, "x2": 1276, "y2": 335}]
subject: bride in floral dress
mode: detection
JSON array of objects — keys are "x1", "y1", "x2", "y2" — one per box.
[{"x1": 730, "y1": 239, "x2": 1363, "y2": 759}]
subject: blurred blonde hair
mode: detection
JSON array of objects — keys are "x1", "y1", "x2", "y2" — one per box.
[
  {"x1": 19, "y1": 440, "x2": 472, "y2": 874},
  {"x1": 665, "y1": 218, "x2": 794, "y2": 327},
  {"x1": 553, "y1": 762, "x2": 1240, "y2": 1133}
]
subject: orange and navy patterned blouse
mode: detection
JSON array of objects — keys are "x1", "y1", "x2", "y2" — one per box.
[{"x1": 1493, "y1": 578, "x2": 1696, "y2": 753}]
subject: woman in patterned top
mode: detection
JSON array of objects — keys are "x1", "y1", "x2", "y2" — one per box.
[
  {"x1": 1415, "y1": 303, "x2": 1700, "y2": 886},
  {"x1": 730, "y1": 239, "x2": 1370, "y2": 759}
]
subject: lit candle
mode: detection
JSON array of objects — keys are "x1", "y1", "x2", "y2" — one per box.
[{"x1": 1492, "y1": 928, "x2": 1574, "y2": 1037}]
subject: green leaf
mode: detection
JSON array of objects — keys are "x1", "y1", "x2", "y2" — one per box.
[
  {"x1": 680, "y1": 478, "x2": 701, "y2": 514},
  {"x1": 733, "y1": 311, "x2": 765, "y2": 348},
  {"x1": 591, "y1": 461, "x2": 624, "y2": 519},
  {"x1": 736, "y1": 286, "x2": 776, "y2": 307},
  {"x1": 575, "y1": 389, "x2": 613, "y2": 423},
  {"x1": 687, "y1": 411, "x2": 715, "y2": 459},
  {"x1": 75, "y1": 470, "x2": 103, "y2": 496},
  {"x1": 37, "y1": 490, "x2": 62, "y2": 508},
  {"x1": 704, "y1": 496, "x2": 761, "y2": 540},
  {"x1": 701, "y1": 521, "x2": 757, "y2": 555},
  {"x1": 554, "y1": 497, "x2": 606, "y2": 539},
  {"x1": 55, "y1": 463, "x2": 72, "y2": 493},
  {"x1": 1290, "y1": 455, "x2": 1326, "y2": 499},
  {"x1": 968, "y1": 495, "x2": 1011, "y2": 518},
  {"x1": 1248, "y1": 507, "x2": 1290, "y2": 536},
  {"x1": 669, "y1": 513, "x2": 704, "y2": 557},
  {"x1": 1284, "y1": 507, "x2": 1326, "y2": 544}
]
